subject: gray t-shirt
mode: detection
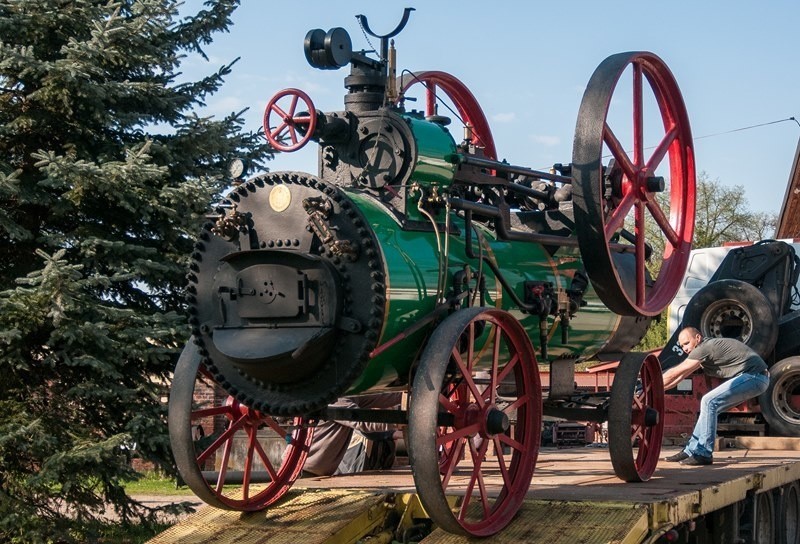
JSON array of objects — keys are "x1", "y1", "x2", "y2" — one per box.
[{"x1": 690, "y1": 338, "x2": 767, "y2": 379}]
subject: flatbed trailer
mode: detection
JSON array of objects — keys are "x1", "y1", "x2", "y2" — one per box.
[{"x1": 150, "y1": 438, "x2": 800, "y2": 544}]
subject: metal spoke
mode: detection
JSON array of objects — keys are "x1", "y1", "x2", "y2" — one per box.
[
  {"x1": 645, "y1": 124, "x2": 678, "y2": 173},
  {"x1": 494, "y1": 436, "x2": 512, "y2": 488},
  {"x1": 604, "y1": 191, "x2": 636, "y2": 239},
  {"x1": 453, "y1": 348, "x2": 484, "y2": 404},
  {"x1": 197, "y1": 414, "x2": 248, "y2": 465},
  {"x1": 193, "y1": 405, "x2": 233, "y2": 419},
  {"x1": 436, "y1": 423, "x2": 482, "y2": 447},
  {"x1": 635, "y1": 201, "x2": 646, "y2": 306},
  {"x1": 646, "y1": 198, "x2": 680, "y2": 247},
  {"x1": 214, "y1": 435, "x2": 234, "y2": 493},
  {"x1": 603, "y1": 124, "x2": 637, "y2": 182},
  {"x1": 632, "y1": 61, "x2": 644, "y2": 169},
  {"x1": 440, "y1": 438, "x2": 465, "y2": 489}
]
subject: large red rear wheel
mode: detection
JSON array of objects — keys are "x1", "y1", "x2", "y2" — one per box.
[
  {"x1": 409, "y1": 308, "x2": 541, "y2": 536},
  {"x1": 573, "y1": 52, "x2": 696, "y2": 316},
  {"x1": 168, "y1": 342, "x2": 312, "y2": 511},
  {"x1": 400, "y1": 71, "x2": 497, "y2": 160},
  {"x1": 608, "y1": 352, "x2": 664, "y2": 482}
]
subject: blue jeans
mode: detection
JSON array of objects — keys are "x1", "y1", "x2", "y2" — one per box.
[{"x1": 683, "y1": 372, "x2": 770, "y2": 459}]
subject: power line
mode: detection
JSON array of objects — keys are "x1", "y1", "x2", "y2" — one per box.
[
  {"x1": 628, "y1": 117, "x2": 799, "y2": 159},
  {"x1": 695, "y1": 116, "x2": 799, "y2": 140}
]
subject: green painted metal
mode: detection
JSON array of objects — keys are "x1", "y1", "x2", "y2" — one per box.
[
  {"x1": 401, "y1": 114, "x2": 458, "y2": 224},
  {"x1": 345, "y1": 191, "x2": 620, "y2": 393},
  {"x1": 404, "y1": 115, "x2": 458, "y2": 186}
]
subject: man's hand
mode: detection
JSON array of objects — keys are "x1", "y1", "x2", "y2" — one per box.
[{"x1": 662, "y1": 357, "x2": 702, "y2": 390}]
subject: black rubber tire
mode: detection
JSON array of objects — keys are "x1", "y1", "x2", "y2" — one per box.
[
  {"x1": 754, "y1": 491, "x2": 776, "y2": 544},
  {"x1": 681, "y1": 279, "x2": 778, "y2": 358},
  {"x1": 777, "y1": 482, "x2": 800, "y2": 544},
  {"x1": 759, "y1": 356, "x2": 800, "y2": 437}
]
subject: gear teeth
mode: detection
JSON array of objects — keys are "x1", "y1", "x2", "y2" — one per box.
[{"x1": 185, "y1": 170, "x2": 386, "y2": 417}]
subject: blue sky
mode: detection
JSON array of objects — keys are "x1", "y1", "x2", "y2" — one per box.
[{"x1": 184, "y1": 1, "x2": 800, "y2": 215}]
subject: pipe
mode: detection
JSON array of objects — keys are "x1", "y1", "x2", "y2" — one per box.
[{"x1": 455, "y1": 154, "x2": 573, "y2": 185}]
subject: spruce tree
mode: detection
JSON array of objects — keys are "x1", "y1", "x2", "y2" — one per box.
[{"x1": 0, "y1": 1, "x2": 270, "y2": 540}]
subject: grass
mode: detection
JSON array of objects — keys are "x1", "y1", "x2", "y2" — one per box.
[{"x1": 123, "y1": 471, "x2": 195, "y2": 497}]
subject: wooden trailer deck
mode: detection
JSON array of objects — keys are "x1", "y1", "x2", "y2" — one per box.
[{"x1": 149, "y1": 438, "x2": 800, "y2": 544}]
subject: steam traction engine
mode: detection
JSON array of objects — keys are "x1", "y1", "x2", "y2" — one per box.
[{"x1": 168, "y1": 10, "x2": 696, "y2": 537}]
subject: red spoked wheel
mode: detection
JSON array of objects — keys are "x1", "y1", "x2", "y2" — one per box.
[
  {"x1": 408, "y1": 308, "x2": 541, "y2": 537},
  {"x1": 572, "y1": 52, "x2": 696, "y2": 317},
  {"x1": 400, "y1": 71, "x2": 497, "y2": 160},
  {"x1": 263, "y1": 88, "x2": 317, "y2": 152},
  {"x1": 608, "y1": 352, "x2": 664, "y2": 482},
  {"x1": 168, "y1": 342, "x2": 313, "y2": 511}
]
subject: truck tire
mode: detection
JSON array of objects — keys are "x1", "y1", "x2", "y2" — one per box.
[
  {"x1": 759, "y1": 356, "x2": 800, "y2": 437},
  {"x1": 682, "y1": 279, "x2": 778, "y2": 359}
]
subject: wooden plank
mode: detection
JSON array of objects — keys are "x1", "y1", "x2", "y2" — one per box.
[
  {"x1": 150, "y1": 445, "x2": 800, "y2": 544},
  {"x1": 733, "y1": 436, "x2": 800, "y2": 450}
]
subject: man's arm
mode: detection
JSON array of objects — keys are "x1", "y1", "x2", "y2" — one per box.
[{"x1": 662, "y1": 357, "x2": 702, "y2": 390}]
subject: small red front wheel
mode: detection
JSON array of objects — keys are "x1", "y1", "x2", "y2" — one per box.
[
  {"x1": 263, "y1": 88, "x2": 317, "y2": 152},
  {"x1": 608, "y1": 352, "x2": 664, "y2": 482},
  {"x1": 168, "y1": 341, "x2": 313, "y2": 511}
]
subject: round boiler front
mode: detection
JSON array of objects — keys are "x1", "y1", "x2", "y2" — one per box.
[{"x1": 188, "y1": 172, "x2": 386, "y2": 416}]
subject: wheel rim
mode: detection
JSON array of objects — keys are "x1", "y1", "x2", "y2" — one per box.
[
  {"x1": 700, "y1": 299, "x2": 754, "y2": 342},
  {"x1": 263, "y1": 88, "x2": 317, "y2": 152},
  {"x1": 573, "y1": 52, "x2": 695, "y2": 316},
  {"x1": 608, "y1": 352, "x2": 664, "y2": 482},
  {"x1": 400, "y1": 71, "x2": 497, "y2": 160},
  {"x1": 409, "y1": 308, "x2": 541, "y2": 537},
  {"x1": 168, "y1": 342, "x2": 312, "y2": 511},
  {"x1": 771, "y1": 370, "x2": 800, "y2": 428}
]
